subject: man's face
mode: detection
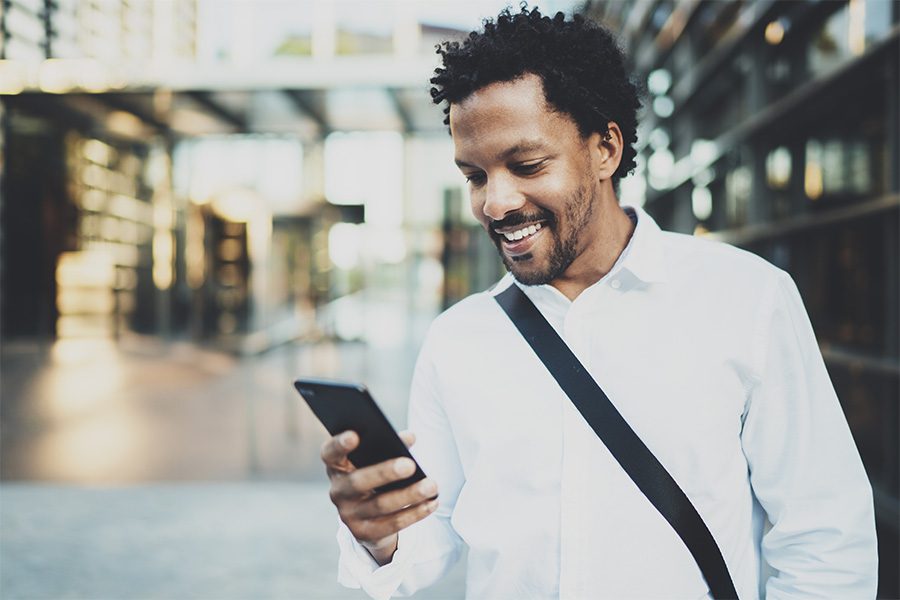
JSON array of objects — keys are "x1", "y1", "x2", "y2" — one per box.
[{"x1": 449, "y1": 74, "x2": 604, "y2": 286}]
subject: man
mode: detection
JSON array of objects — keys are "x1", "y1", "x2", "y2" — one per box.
[{"x1": 320, "y1": 7, "x2": 877, "y2": 599}]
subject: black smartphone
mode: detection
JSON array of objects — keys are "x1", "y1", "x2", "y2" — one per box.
[{"x1": 294, "y1": 377, "x2": 427, "y2": 494}]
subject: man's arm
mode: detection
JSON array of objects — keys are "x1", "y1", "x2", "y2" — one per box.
[
  {"x1": 741, "y1": 272, "x2": 877, "y2": 597},
  {"x1": 321, "y1": 430, "x2": 438, "y2": 565},
  {"x1": 325, "y1": 335, "x2": 466, "y2": 599}
]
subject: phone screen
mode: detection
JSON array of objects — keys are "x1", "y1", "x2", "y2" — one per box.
[{"x1": 294, "y1": 378, "x2": 427, "y2": 493}]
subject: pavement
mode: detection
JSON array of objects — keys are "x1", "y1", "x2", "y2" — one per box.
[
  {"x1": 0, "y1": 299, "x2": 466, "y2": 599},
  {"x1": 0, "y1": 482, "x2": 466, "y2": 600}
]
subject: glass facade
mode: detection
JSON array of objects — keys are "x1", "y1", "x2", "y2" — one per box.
[{"x1": 588, "y1": 1, "x2": 899, "y2": 594}]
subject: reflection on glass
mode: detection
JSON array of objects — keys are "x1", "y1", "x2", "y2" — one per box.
[
  {"x1": 808, "y1": 4, "x2": 851, "y2": 77},
  {"x1": 328, "y1": 223, "x2": 363, "y2": 270},
  {"x1": 648, "y1": 148, "x2": 674, "y2": 190},
  {"x1": 691, "y1": 186, "x2": 713, "y2": 221},
  {"x1": 692, "y1": 166, "x2": 715, "y2": 188},
  {"x1": 324, "y1": 131, "x2": 403, "y2": 224},
  {"x1": 652, "y1": 96, "x2": 675, "y2": 118},
  {"x1": 805, "y1": 140, "x2": 825, "y2": 200},
  {"x1": 764, "y1": 19, "x2": 786, "y2": 45},
  {"x1": 647, "y1": 69, "x2": 672, "y2": 95},
  {"x1": 804, "y1": 138, "x2": 873, "y2": 199},
  {"x1": 55, "y1": 251, "x2": 117, "y2": 338},
  {"x1": 725, "y1": 165, "x2": 751, "y2": 226},
  {"x1": 766, "y1": 147, "x2": 792, "y2": 189},
  {"x1": 848, "y1": 0, "x2": 866, "y2": 56},
  {"x1": 152, "y1": 229, "x2": 174, "y2": 290},
  {"x1": 56, "y1": 251, "x2": 116, "y2": 288},
  {"x1": 848, "y1": 142, "x2": 872, "y2": 194},
  {"x1": 648, "y1": 128, "x2": 670, "y2": 150},
  {"x1": 366, "y1": 226, "x2": 408, "y2": 264},
  {"x1": 186, "y1": 208, "x2": 206, "y2": 290}
]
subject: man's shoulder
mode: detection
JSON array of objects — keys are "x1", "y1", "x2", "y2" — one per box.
[
  {"x1": 659, "y1": 229, "x2": 784, "y2": 284},
  {"x1": 425, "y1": 277, "x2": 512, "y2": 344},
  {"x1": 433, "y1": 286, "x2": 503, "y2": 327}
]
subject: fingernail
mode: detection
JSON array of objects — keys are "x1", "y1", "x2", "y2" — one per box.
[
  {"x1": 427, "y1": 499, "x2": 439, "y2": 511},
  {"x1": 339, "y1": 433, "x2": 353, "y2": 448},
  {"x1": 394, "y1": 458, "x2": 415, "y2": 475},
  {"x1": 417, "y1": 479, "x2": 436, "y2": 496}
]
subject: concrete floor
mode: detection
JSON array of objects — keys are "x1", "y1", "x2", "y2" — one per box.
[
  {"x1": 0, "y1": 482, "x2": 466, "y2": 600},
  {"x1": 0, "y1": 334, "x2": 417, "y2": 483},
  {"x1": 0, "y1": 329, "x2": 466, "y2": 599}
]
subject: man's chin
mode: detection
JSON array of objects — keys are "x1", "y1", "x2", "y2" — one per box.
[{"x1": 504, "y1": 256, "x2": 555, "y2": 286}]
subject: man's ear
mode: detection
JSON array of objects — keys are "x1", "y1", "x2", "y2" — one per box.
[{"x1": 592, "y1": 122, "x2": 624, "y2": 181}]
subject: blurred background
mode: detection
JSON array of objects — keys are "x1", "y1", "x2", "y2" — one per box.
[{"x1": 0, "y1": 0, "x2": 897, "y2": 598}]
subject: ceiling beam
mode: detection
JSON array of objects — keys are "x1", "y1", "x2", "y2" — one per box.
[
  {"x1": 387, "y1": 88, "x2": 414, "y2": 134},
  {"x1": 96, "y1": 93, "x2": 172, "y2": 135},
  {"x1": 126, "y1": 57, "x2": 437, "y2": 92},
  {"x1": 1, "y1": 56, "x2": 441, "y2": 94},
  {"x1": 283, "y1": 89, "x2": 330, "y2": 136},
  {"x1": 185, "y1": 91, "x2": 248, "y2": 132}
]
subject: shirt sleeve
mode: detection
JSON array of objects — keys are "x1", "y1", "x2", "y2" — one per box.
[
  {"x1": 741, "y1": 271, "x2": 878, "y2": 598},
  {"x1": 335, "y1": 334, "x2": 466, "y2": 599}
]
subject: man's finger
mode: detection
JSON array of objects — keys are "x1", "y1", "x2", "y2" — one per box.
[
  {"x1": 320, "y1": 431, "x2": 359, "y2": 467},
  {"x1": 354, "y1": 477, "x2": 438, "y2": 519},
  {"x1": 334, "y1": 456, "x2": 417, "y2": 499},
  {"x1": 398, "y1": 430, "x2": 416, "y2": 449},
  {"x1": 352, "y1": 498, "x2": 439, "y2": 545}
]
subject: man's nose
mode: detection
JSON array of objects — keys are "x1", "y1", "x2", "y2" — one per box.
[{"x1": 482, "y1": 175, "x2": 525, "y2": 221}]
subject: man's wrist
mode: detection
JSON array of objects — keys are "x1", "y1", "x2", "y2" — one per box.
[{"x1": 362, "y1": 534, "x2": 399, "y2": 566}]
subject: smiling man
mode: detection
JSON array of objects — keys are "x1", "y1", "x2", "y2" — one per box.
[
  {"x1": 320, "y1": 6, "x2": 877, "y2": 599},
  {"x1": 449, "y1": 73, "x2": 633, "y2": 300}
]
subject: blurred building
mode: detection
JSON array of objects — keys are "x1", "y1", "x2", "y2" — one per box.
[
  {"x1": 585, "y1": 0, "x2": 899, "y2": 595},
  {"x1": 0, "y1": 0, "x2": 198, "y2": 341},
  {"x1": 0, "y1": 0, "x2": 488, "y2": 351}
]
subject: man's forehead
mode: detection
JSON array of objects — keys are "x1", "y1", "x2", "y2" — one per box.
[{"x1": 448, "y1": 75, "x2": 548, "y2": 123}]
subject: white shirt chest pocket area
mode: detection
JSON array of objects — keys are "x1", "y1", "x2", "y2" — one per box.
[
  {"x1": 449, "y1": 432, "x2": 563, "y2": 557},
  {"x1": 441, "y1": 368, "x2": 566, "y2": 492},
  {"x1": 598, "y1": 354, "x2": 749, "y2": 496},
  {"x1": 602, "y1": 346, "x2": 746, "y2": 430}
]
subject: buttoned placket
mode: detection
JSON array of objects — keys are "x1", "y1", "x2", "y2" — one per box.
[{"x1": 558, "y1": 274, "x2": 631, "y2": 598}]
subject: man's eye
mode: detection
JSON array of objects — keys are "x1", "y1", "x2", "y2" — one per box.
[
  {"x1": 514, "y1": 161, "x2": 544, "y2": 175},
  {"x1": 466, "y1": 173, "x2": 486, "y2": 186}
]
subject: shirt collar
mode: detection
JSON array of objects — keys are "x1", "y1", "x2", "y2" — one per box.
[
  {"x1": 491, "y1": 203, "x2": 669, "y2": 304},
  {"x1": 619, "y1": 205, "x2": 668, "y2": 284}
]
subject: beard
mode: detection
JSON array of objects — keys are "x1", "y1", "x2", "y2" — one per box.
[{"x1": 489, "y1": 182, "x2": 595, "y2": 286}]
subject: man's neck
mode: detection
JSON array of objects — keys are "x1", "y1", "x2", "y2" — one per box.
[{"x1": 550, "y1": 203, "x2": 636, "y2": 301}]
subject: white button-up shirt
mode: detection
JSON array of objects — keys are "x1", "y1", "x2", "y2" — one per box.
[{"x1": 336, "y1": 206, "x2": 877, "y2": 599}]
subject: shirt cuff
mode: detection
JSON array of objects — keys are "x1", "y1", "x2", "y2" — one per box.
[{"x1": 336, "y1": 520, "x2": 421, "y2": 600}]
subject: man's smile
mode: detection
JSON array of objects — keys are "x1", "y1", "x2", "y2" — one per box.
[
  {"x1": 495, "y1": 222, "x2": 543, "y2": 241},
  {"x1": 494, "y1": 222, "x2": 546, "y2": 258},
  {"x1": 489, "y1": 209, "x2": 554, "y2": 257}
]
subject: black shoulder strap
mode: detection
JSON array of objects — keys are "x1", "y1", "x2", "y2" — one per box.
[{"x1": 495, "y1": 284, "x2": 738, "y2": 600}]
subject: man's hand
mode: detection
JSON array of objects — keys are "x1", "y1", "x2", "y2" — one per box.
[{"x1": 321, "y1": 430, "x2": 439, "y2": 565}]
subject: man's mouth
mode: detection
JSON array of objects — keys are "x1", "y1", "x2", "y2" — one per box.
[
  {"x1": 497, "y1": 222, "x2": 543, "y2": 241},
  {"x1": 492, "y1": 221, "x2": 546, "y2": 257}
]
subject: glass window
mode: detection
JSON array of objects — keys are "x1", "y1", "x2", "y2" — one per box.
[
  {"x1": 688, "y1": 1, "x2": 744, "y2": 57},
  {"x1": 808, "y1": 4, "x2": 853, "y2": 78}
]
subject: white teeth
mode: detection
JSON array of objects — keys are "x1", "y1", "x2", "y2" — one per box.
[{"x1": 502, "y1": 222, "x2": 543, "y2": 241}]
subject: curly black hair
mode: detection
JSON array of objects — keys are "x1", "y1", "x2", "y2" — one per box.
[{"x1": 430, "y1": 4, "x2": 642, "y2": 183}]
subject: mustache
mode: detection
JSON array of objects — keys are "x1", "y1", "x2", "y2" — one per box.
[{"x1": 489, "y1": 209, "x2": 555, "y2": 233}]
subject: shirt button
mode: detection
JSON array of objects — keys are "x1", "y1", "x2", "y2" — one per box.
[{"x1": 611, "y1": 279, "x2": 621, "y2": 289}]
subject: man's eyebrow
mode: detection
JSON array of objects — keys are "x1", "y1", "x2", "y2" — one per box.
[
  {"x1": 496, "y1": 141, "x2": 549, "y2": 160},
  {"x1": 454, "y1": 140, "x2": 550, "y2": 168}
]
